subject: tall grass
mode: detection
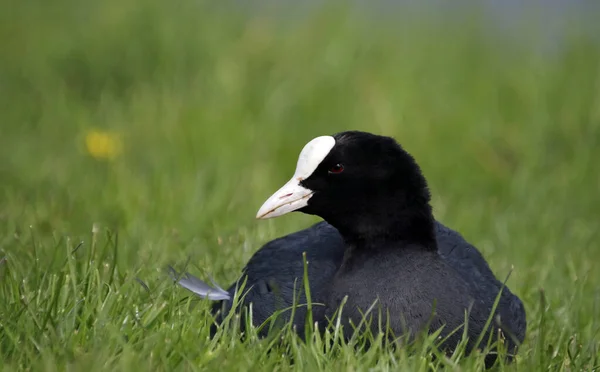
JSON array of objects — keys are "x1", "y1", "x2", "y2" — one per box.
[{"x1": 1, "y1": 0, "x2": 599, "y2": 370}]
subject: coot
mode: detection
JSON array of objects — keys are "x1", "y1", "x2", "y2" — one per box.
[{"x1": 172, "y1": 131, "x2": 526, "y2": 363}]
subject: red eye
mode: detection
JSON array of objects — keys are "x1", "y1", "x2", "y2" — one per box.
[{"x1": 329, "y1": 163, "x2": 344, "y2": 174}]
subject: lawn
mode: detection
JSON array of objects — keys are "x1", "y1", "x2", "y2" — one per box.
[{"x1": 1, "y1": 1, "x2": 599, "y2": 370}]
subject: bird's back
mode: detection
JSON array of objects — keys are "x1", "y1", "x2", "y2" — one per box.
[
  {"x1": 435, "y1": 222, "x2": 527, "y2": 347},
  {"x1": 210, "y1": 220, "x2": 526, "y2": 350}
]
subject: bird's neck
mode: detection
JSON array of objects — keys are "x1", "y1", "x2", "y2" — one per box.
[{"x1": 326, "y1": 201, "x2": 438, "y2": 252}]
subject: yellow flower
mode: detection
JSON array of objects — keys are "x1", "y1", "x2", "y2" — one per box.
[{"x1": 85, "y1": 130, "x2": 122, "y2": 160}]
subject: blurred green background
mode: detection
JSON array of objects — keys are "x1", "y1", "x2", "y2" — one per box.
[{"x1": 1, "y1": 0, "x2": 599, "y2": 370}]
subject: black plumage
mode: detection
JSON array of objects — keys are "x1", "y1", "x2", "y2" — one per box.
[{"x1": 172, "y1": 131, "x2": 526, "y2": 365}]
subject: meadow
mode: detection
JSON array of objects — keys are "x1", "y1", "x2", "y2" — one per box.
[{"x1": 1, "y1": 1, "x2": 599, "y2": 370}]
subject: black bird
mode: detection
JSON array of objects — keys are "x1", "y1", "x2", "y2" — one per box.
[{"x1": 172, "y1": 131, "x2": 526, "y2": 363}]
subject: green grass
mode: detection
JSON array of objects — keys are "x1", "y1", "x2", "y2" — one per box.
[{"x1": 1, "y1": 0, "x2": 599, "y2": 370}]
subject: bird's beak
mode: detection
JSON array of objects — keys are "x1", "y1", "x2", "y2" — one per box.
[
  {"x1": 256, "y1": 178, "x2": 313, "y2": 219},
  {"x1": 256, "y1": 135, "x2": 335, "y2": 220}
]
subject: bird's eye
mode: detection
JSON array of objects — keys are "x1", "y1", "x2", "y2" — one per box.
[{"x1": 329, "y1": 163, "x2": 344, "y2": 174}]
